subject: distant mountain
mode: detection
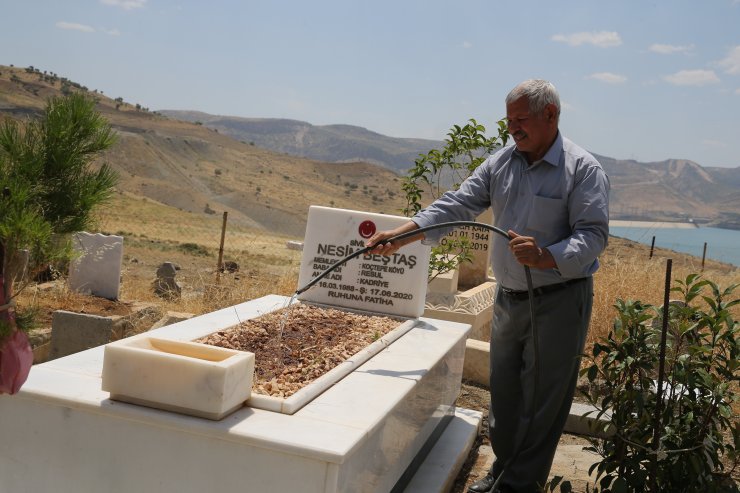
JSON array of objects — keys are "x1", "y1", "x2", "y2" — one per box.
[
  {"x1": 159, "y1": 110, "x2": 441, "y2": 174},
  {"x1": 160, "y1": 110, "x2": 740, "y2": 229},
  {"x1": 595, "y1": 154, "x2": 740, "y2": 229}
]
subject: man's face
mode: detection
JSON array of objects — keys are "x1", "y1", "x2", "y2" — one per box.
[{"x1": 505, "y1": 97, "x2": 556, "y2": 158}]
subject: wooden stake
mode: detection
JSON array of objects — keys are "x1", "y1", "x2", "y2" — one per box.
[
  {"x1": 652, "y1": 258, "x2": 672, "y2": 491},
  {"x1": 216, "y1": 211, "x2": 228, "y2": 283}
]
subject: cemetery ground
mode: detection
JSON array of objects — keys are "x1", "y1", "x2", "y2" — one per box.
[{"x1": 15, "y1": 231, "x2": 739, "y2": 492}]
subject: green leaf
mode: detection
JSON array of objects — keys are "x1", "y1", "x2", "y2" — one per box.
[
  {"x1": 549, "y1": 476, "x2": 562, "y2": 489},
  {"x1": 701, "y1": 295, "x2": 717, "y2": 311},
  {"x1": 611, "y1": 477, "x2": 627, "y2": 493},
  {"x1": 719, "y1": 403, "x2": 732, "y2": 418}
]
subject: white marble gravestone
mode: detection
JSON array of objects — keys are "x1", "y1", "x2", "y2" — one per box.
[
  {"x1": 425, "y1": 210, "x2": 496, "y2": 341},
  {"x1": 1, "y1": 296, "x2": 475, "y2": 493},
  {"x1": 0, "y1": 207, "x2": 479, "y2": 493},
  {"x1": 297, "y1": 206, "x2": 431, "y2": 318},
  {"x1": 439, "y1": 210, "x2": 493, "y2": 290},
  {"x1": 68, "y1": 232, "x2": 124, "y2": 300}
]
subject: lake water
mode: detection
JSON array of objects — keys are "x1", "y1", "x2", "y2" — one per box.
[{"x1": 609, "y1": 225, "x2": 740, "y2": 267}]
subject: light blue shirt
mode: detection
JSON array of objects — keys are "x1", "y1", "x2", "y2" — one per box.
[{"x1": 412, "y1": 133, "x2": 610, "y2": 291}]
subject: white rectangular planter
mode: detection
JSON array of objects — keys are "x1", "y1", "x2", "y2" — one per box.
[{"x1": 102, "y1": 337, "x2": 254, "y2": 420}]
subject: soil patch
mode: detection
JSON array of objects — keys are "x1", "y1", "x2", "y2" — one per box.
[{"x1": 197, "y1": 303, "x2": 402, "y2": 397}]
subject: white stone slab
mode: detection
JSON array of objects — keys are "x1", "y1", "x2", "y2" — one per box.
[
  {"x1": 286, "y1": 240, "x2": 304, "y2": 251},
  {"x1": 49, "y1": 310, "x2": 118, "y2": 360},
  {"x1": 297, "y1": 206, "x2": 431, "y2": 318},
  {"x1": 403, "y1": 408, "x2": 482, "y2": 493},
  {"x1": 102, "y1": 337, "x2": 255, "y2": 420},
  {"x1": 68, "y1": 232, "x2": 124, "y2": 300},
  {"x1": 0, "y1": 296, "x2": 472, "y2": 493},
  {"x1": 566, "y1": 402, "x2": 615, "y2": 438},
  {"x1": 297, "y1": 319, "x2": 466, "y2": 431},
  {"x1": 428, "y1": 268, "x2": 459, "y2": 294}
]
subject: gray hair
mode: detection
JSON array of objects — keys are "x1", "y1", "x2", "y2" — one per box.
[{"x1": 506, "y1": 79, "x2": 561, "y2": 118}]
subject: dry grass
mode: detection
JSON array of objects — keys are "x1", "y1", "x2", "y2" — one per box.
[
  {"x1": 95, "y1": 190, "x2": 301, "y2": 252},
  {"x1": 589, "y1": 236, "x2": 738, "y2": 351},
  {"x1": 115, "y1": 241, "x2": 301, "y2": 317},
  {"x1": 19, "y1": 284, "x2": 135, "y2": 330},
  {"x1": 75, "y1": 190, "x2": 305, "y2": 316},
  {"x1": 13, "y1": 187, "x2": 304, "y2": 327}
]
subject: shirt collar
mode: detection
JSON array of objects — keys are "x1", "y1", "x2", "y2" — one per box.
[
  {"x1": 541, "y1": 131, "x2": 563, "y2": 167},
  {"x1": 512, "y1": 131, "x2": 563, "y2": 168}
]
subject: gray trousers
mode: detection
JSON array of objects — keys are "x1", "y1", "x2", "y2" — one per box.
[{"x1": 488, "y1": 277, "x2": 592, "y2": 492}]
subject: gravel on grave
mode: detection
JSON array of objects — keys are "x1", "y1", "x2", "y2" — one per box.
[{"x1": 197, "y1": 303, "x2": 402, "y2": 398}]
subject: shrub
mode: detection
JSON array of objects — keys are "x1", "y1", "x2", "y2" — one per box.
[
  {"x1": 401, "y1": 118, "x2": 508, "y2": 279},
  {"x1": 579, "y1": 274, "x2": 739, "y2": 492}
]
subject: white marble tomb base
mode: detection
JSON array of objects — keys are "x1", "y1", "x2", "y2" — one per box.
[
  {"x1": 425, "y1": 281, "x2": 496, "y2": 341},
  {"x1": 0, "y1": 295, "x2": 472, "y2": 493}
]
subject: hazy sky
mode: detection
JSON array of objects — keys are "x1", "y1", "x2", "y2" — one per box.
[{"x1": 3, "y1": 0, "x2": 740, "y2": 168}]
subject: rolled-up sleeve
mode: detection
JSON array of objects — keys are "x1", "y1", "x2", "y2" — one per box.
[{"x1": 546, "y1": 161, "x2": 610, "y2": 278}]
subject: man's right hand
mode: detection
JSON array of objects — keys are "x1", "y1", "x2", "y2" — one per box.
[
  {"x1": 366, "y1": 230, "x2": 402, "y2": 255},
  {"x1": 366, "y1": 221, "x2": 422, "y2": 256}
]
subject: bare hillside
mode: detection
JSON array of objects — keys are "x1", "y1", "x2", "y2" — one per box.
[{"x1": 0, "y1": 65, "x2": 407, "y2": 237}]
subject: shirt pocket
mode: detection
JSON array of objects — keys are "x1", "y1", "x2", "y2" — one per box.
[{"x1": 527, "y1": 195, "x2": 567, "y2": 233}]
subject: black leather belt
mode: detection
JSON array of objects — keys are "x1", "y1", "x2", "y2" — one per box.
[{"x1": 499, "y1": 277, "x2": 588, "y2": 300}]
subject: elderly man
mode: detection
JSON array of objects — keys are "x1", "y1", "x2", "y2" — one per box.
[{"x1": 367, "y1": 79, "x2": 609, "y2": 492}]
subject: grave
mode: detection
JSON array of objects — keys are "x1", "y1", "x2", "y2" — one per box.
[
  {"x1": 424, "y1": 210, "x2": 497, "y2": 342},
  {"x1": 0, "y1": 206, "x2": 479, "y2": 493},
  {"x1": 29, "y1": 301, "x2": 163, "y2": 364},
  {"x1": 49, "y1": 310, "x2": 122, "y2": 360},
  {"x1": 67, "y1": 232, "x2": 124, "y2": 300},
  {"x1": 152, "y1": 261, "x2": 182, "y2": 300}
]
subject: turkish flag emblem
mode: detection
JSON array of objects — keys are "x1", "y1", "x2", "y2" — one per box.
[{"x1": 358, "y1": 220, "x2": 376, "y2": 238}]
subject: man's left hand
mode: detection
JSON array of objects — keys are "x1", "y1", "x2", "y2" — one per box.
[{"x1": 508, "y1": 230, "x2": 556, "y2": 269}]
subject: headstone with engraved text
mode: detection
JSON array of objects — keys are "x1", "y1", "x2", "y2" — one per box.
[
  {"x1": 297, "y1": 206, "x2": 431, "y2": 318},
  {"x1": 439, "y1": 209, "x2": 494, "y2": 290}
]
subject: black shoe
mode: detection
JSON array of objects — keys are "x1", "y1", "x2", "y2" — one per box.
[{"x1": 467, "y1": 471, "x2": 498, "y2": 493}]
